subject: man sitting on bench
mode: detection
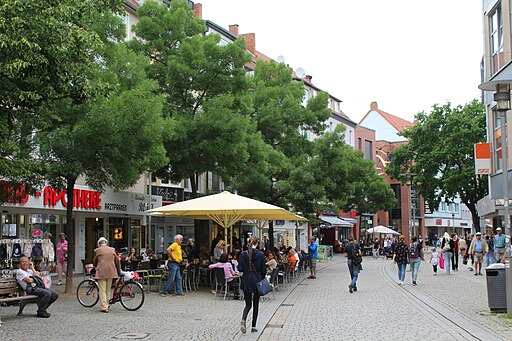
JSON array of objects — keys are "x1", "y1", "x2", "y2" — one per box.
[{"x1": 16, "y1": 257, "x2": 59, "y2": 318}]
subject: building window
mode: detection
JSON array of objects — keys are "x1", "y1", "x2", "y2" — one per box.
[
  {"x1": 489, "y1": 4, "x2": 504, "y2": 75},
  {"x1": 358, "y1": 137, "x2": 362, "y2": 150},
  {"x1": 494, "y1": 107, "x2": 503, "y2": 171},
  {"x1": 364, "y1": 140, "x2": 372, "y2": 160}
]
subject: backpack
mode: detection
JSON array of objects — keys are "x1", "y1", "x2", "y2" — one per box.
[
  {"x1": 409, "y1": 243, "x2": 420, "y2": 258},
  {"x1": 352, "y1": 246, "x2": 362, "y2": 266}
]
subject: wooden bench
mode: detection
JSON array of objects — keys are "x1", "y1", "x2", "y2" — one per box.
[{"x1": 0, "y1": 277, "x2": 38, "y2": 315}]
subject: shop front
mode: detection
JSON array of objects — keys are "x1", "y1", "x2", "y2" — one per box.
[{"x1": 1, "y1": 184, "x2": 161, "y2": 273}]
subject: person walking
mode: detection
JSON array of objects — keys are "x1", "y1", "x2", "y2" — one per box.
[
  {"x1": 55, "y1": 233, "x2": 68, "y2": 285},
  {"x1": 485, "y1": 234, "x2": 494, "y2": 266},
  {"x1": 451, "y1": 234, "x2": 459, "y2": 272},
  {"x1": 16, "y1": 257, "x2": 59, "y2": 318},
  {"x1": 161, "y1": 234, "x2": 185, "y2": 297},
  {"x1": 430, "y1": 248, "x2": 439, "y2": 275},
  {"x1": 409, "y1": 236, "x2": 424, "y2": 285},
  {"x1": 468, "y1": 232, "x2": 488, "y2": 276},
  {"x1": 307, "y1": 236, "x2": 318, "y2": 279},
  {"x1": 494, "y1": 227, "x2": 507, "y2": 263},
  {"x1": 344, "y1": 236, "x2": 362, "y2": 293},
  {"x1": 393, "y1": 235, "x2": 409, "y2": 285},
  {"x1": 372, "y1": 238, "x2": 380, "y2": 259},
  {"x1": 93, "y1": 237, "x2": 120, "y2": 313},
  {"x1": 440, "y1": 232, "x2": 454, "y2": 275},
  {"x1": 238, "y1": 236, "x2": 266, "y2": 334}
]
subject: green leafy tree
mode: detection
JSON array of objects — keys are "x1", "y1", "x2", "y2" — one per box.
[
  {"x1": 130, "y1": 0, "x2": 252, "y2": 195},
  {"x1": 0, "y1": 0, "x2": 124, "y2": 200},
  {"x1": 232, "y1": 61, "x2": 331, "y2": 246},
  {"x1": 288, "y1": 126, "x2": 396, "y2": 218},
  {"x1": 37, "y1": 33, "x2": 167, "y2": 293},
  {"x1": 386, "y1": 100, "x2": 487, "y2": 230}
]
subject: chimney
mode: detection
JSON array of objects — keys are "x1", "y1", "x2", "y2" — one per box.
[
  {"x1": 304, "y1": 75, "x2": 313, "y2": 83},
  {"x1": 371, "y1": 101, "x2": 378, "y2": 110},
  {"x1": 193, "y1": 3, "x2": 202, "y2": 19},
  {"x1": 240, "y1": 33, "x2": 255, "y2": 53},
  {"x1": 229, "y1": 24, "x2": 239, "y2": 36}
]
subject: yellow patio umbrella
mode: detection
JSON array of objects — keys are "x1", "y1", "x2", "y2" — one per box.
[{"x1": 148, "y1": 191, "x2": 306, "y2": 250}]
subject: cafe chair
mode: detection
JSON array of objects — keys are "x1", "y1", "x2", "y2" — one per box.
[{"x1": 212, "y1": 268, "x2": 239, "y2": 300}]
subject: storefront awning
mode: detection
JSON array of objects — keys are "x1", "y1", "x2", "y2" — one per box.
[
  {"x1": 340, "y1": 217, "x2": 357, "y2": 224},
  {"x1": 319, "y1": 216, "x2": 353, "y2": 227}
]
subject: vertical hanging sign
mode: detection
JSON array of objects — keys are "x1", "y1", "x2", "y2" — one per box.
[{"x1": 474, "y1": 143, "x2": 491, "y2": 175}]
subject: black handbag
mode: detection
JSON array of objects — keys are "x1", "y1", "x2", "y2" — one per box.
[{"x1": 30, "y1": 275, "x2": 46, "y2": 288}]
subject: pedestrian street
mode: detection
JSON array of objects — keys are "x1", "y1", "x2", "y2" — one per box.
[{"x1": 1, "y1": 253, "x2": 511, "y2": 341}]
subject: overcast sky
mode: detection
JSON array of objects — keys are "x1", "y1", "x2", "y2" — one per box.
[{"x1": 198, "y1": 0, "x2": 483, "y2": 123}]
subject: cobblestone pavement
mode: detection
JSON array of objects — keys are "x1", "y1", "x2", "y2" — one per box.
[
  {"x1": 1, "y1": 255, "x2": 511, "y2": 341},
  {"x1": 256, "y1": 253, "x2": 511, "y2": 341}
]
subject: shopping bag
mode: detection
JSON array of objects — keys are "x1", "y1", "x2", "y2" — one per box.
[
  {"x1": 439, "y1": 255, "x2": 445, "y2": 269},
  {"x1": 467, "y1": 258, "x2": 473, "y2": 270}
]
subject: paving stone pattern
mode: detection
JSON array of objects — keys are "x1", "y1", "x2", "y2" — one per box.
[{"x1": 1, "y1": 254, "x2": 511, "y2": 341}]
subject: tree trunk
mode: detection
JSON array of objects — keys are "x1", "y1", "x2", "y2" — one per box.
[
  {"x1": 190, "y1": 175, "x2": 197, "y2": 198},
  {"x1": 64, "y1": 177, "x2": 76, "y2": 294},
  {"x1": 466, "y1": 203, "x2": 481, "y2": 234}
]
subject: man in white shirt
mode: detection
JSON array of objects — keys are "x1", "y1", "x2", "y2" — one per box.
[{"x1": 16, "y1": 257, "x2": 59, "y2": 318}]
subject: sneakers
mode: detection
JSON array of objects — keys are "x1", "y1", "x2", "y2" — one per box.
[
  {"x1": 160, "y1": 292, "x2": 169, "y2": 297},
  {"x1": 240, "y1": 320, "x2": 247, "y2": 334},
  {"x1": 412, "y1": 281, "x2": 417, "y2": 286},
  {"x1": 433, "y1": 273, "x2": 437, "y2": 276},
  {"x1": 398, "y1": 281, "x2": 404, "y2": 286},
  {"x1": 175, "y1": 293, "x2": 186, "y2": 297},
  {"x1": 353, "y1": 286, "x2": 357, "y2": 292},
  {"x1": 36, "y1": 312, "x2": 51, "y2": 318},
  {"x1": 348, "y1": 284, "x2": 353, "y2": 293},
  {"x1": 57, "y1": 281, "x2": 62, "y2": 286},
  {"x1": 251, "y1": 328, "x2": 258, "y2": 333},
  {"x1": 211, "y1": 290, "x2": 216, "y2": 294}
]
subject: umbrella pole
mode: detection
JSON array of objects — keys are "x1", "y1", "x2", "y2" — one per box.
[{"x1": 230, "y1": 225, "x2": 233, "y2": 253}]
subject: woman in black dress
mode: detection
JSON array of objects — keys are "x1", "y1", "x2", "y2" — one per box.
[{"x1": 238, "y1": 236, "x2": 266, "y2": 334}]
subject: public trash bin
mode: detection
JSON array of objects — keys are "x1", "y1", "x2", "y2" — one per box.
[{"x1": 486, "y1": 263, "x2": 507, "y2": 313}]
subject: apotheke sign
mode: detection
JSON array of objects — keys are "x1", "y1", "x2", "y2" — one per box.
[{"x1": 2, "y1": 184, "x2": 161, "y2": 216}]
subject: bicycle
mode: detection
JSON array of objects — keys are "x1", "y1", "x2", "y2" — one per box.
[{"x1": 77, "y1": 271, "x2": 145, "y2": 311}]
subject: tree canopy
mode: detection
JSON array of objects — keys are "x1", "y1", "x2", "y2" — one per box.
[
  {"x1": 130, "y1": 0, "x2": 253, "y2": 195},
  {"x1": 0, "y1": 0, "x2": 125, "y2": 200},
  {"x1": 386, "y1": 99, "x2": 487, "y2": 230}
]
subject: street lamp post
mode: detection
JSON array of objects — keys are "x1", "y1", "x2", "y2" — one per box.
[
  {"x1": 451, "y1": 212, "x2": 455, "y2": 235},
  {"x1": 400, "y1": 172, "x2": 416, "y2": 242},
  {"x1": 494, "y1": 84, "x2": 512, "y2": 314}
]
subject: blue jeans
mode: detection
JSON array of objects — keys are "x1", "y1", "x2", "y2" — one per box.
[
  {"x1": 443, "y1": 252, "x2": 453, "y2": 274},
  {"x1": 486, "y1": 251, "x2": 494, "y2": 266},
  {"x1": 163, "y1": 261, "x2": 182, "y2": 295},
  {"x1": 348, "y1": 260, "x2": 359, "y2": 287},
  {"x1": 397, "y1": 263, "x2": 407, "y2": 282},
  {"x1": 410, "y1": 258, "x2": 421, "y2": 282}
]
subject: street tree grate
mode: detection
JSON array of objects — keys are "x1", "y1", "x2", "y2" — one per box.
[{"x1": 112, "y1": 332, "x2": 150, "y2": 340}]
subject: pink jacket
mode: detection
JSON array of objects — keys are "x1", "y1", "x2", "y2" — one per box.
[{"x1": 209, "y1": 262, "x2": 237, "y2": 282}]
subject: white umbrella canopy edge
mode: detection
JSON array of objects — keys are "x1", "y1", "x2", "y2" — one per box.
[
  {"x1": 147, "y1": 191, "x2": 307, "y2": 228},
  {"x1": 367, "y1": 225, "x2": 400, "y2": 235}
]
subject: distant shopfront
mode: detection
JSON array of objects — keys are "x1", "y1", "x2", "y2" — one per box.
[{"x1": 1, "y1": 184, "x2": 161, "y2": 273}]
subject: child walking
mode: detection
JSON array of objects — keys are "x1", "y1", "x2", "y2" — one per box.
[{"x1": 430, "y1": 247, "x2": 439, "y2": 276}]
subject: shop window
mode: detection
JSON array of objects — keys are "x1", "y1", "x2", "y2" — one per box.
[
  {"x1": 489, "y1": 3, "x2": 504, "y2": 75},
  {"x1": 1, "y1": 214, "x2": 18, "y2": 237}
]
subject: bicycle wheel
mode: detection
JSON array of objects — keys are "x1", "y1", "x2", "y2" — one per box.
[
  {"x1": 119, "y1": 280, "x2": 145, "y2": 311},
  {"x1": 77, "y1": 279, "x2": 99, "y2": 307}
]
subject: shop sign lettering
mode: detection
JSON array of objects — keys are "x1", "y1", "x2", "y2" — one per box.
[{"x1": 43, "y1": 186, "x2": 102, "y2": 210}]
